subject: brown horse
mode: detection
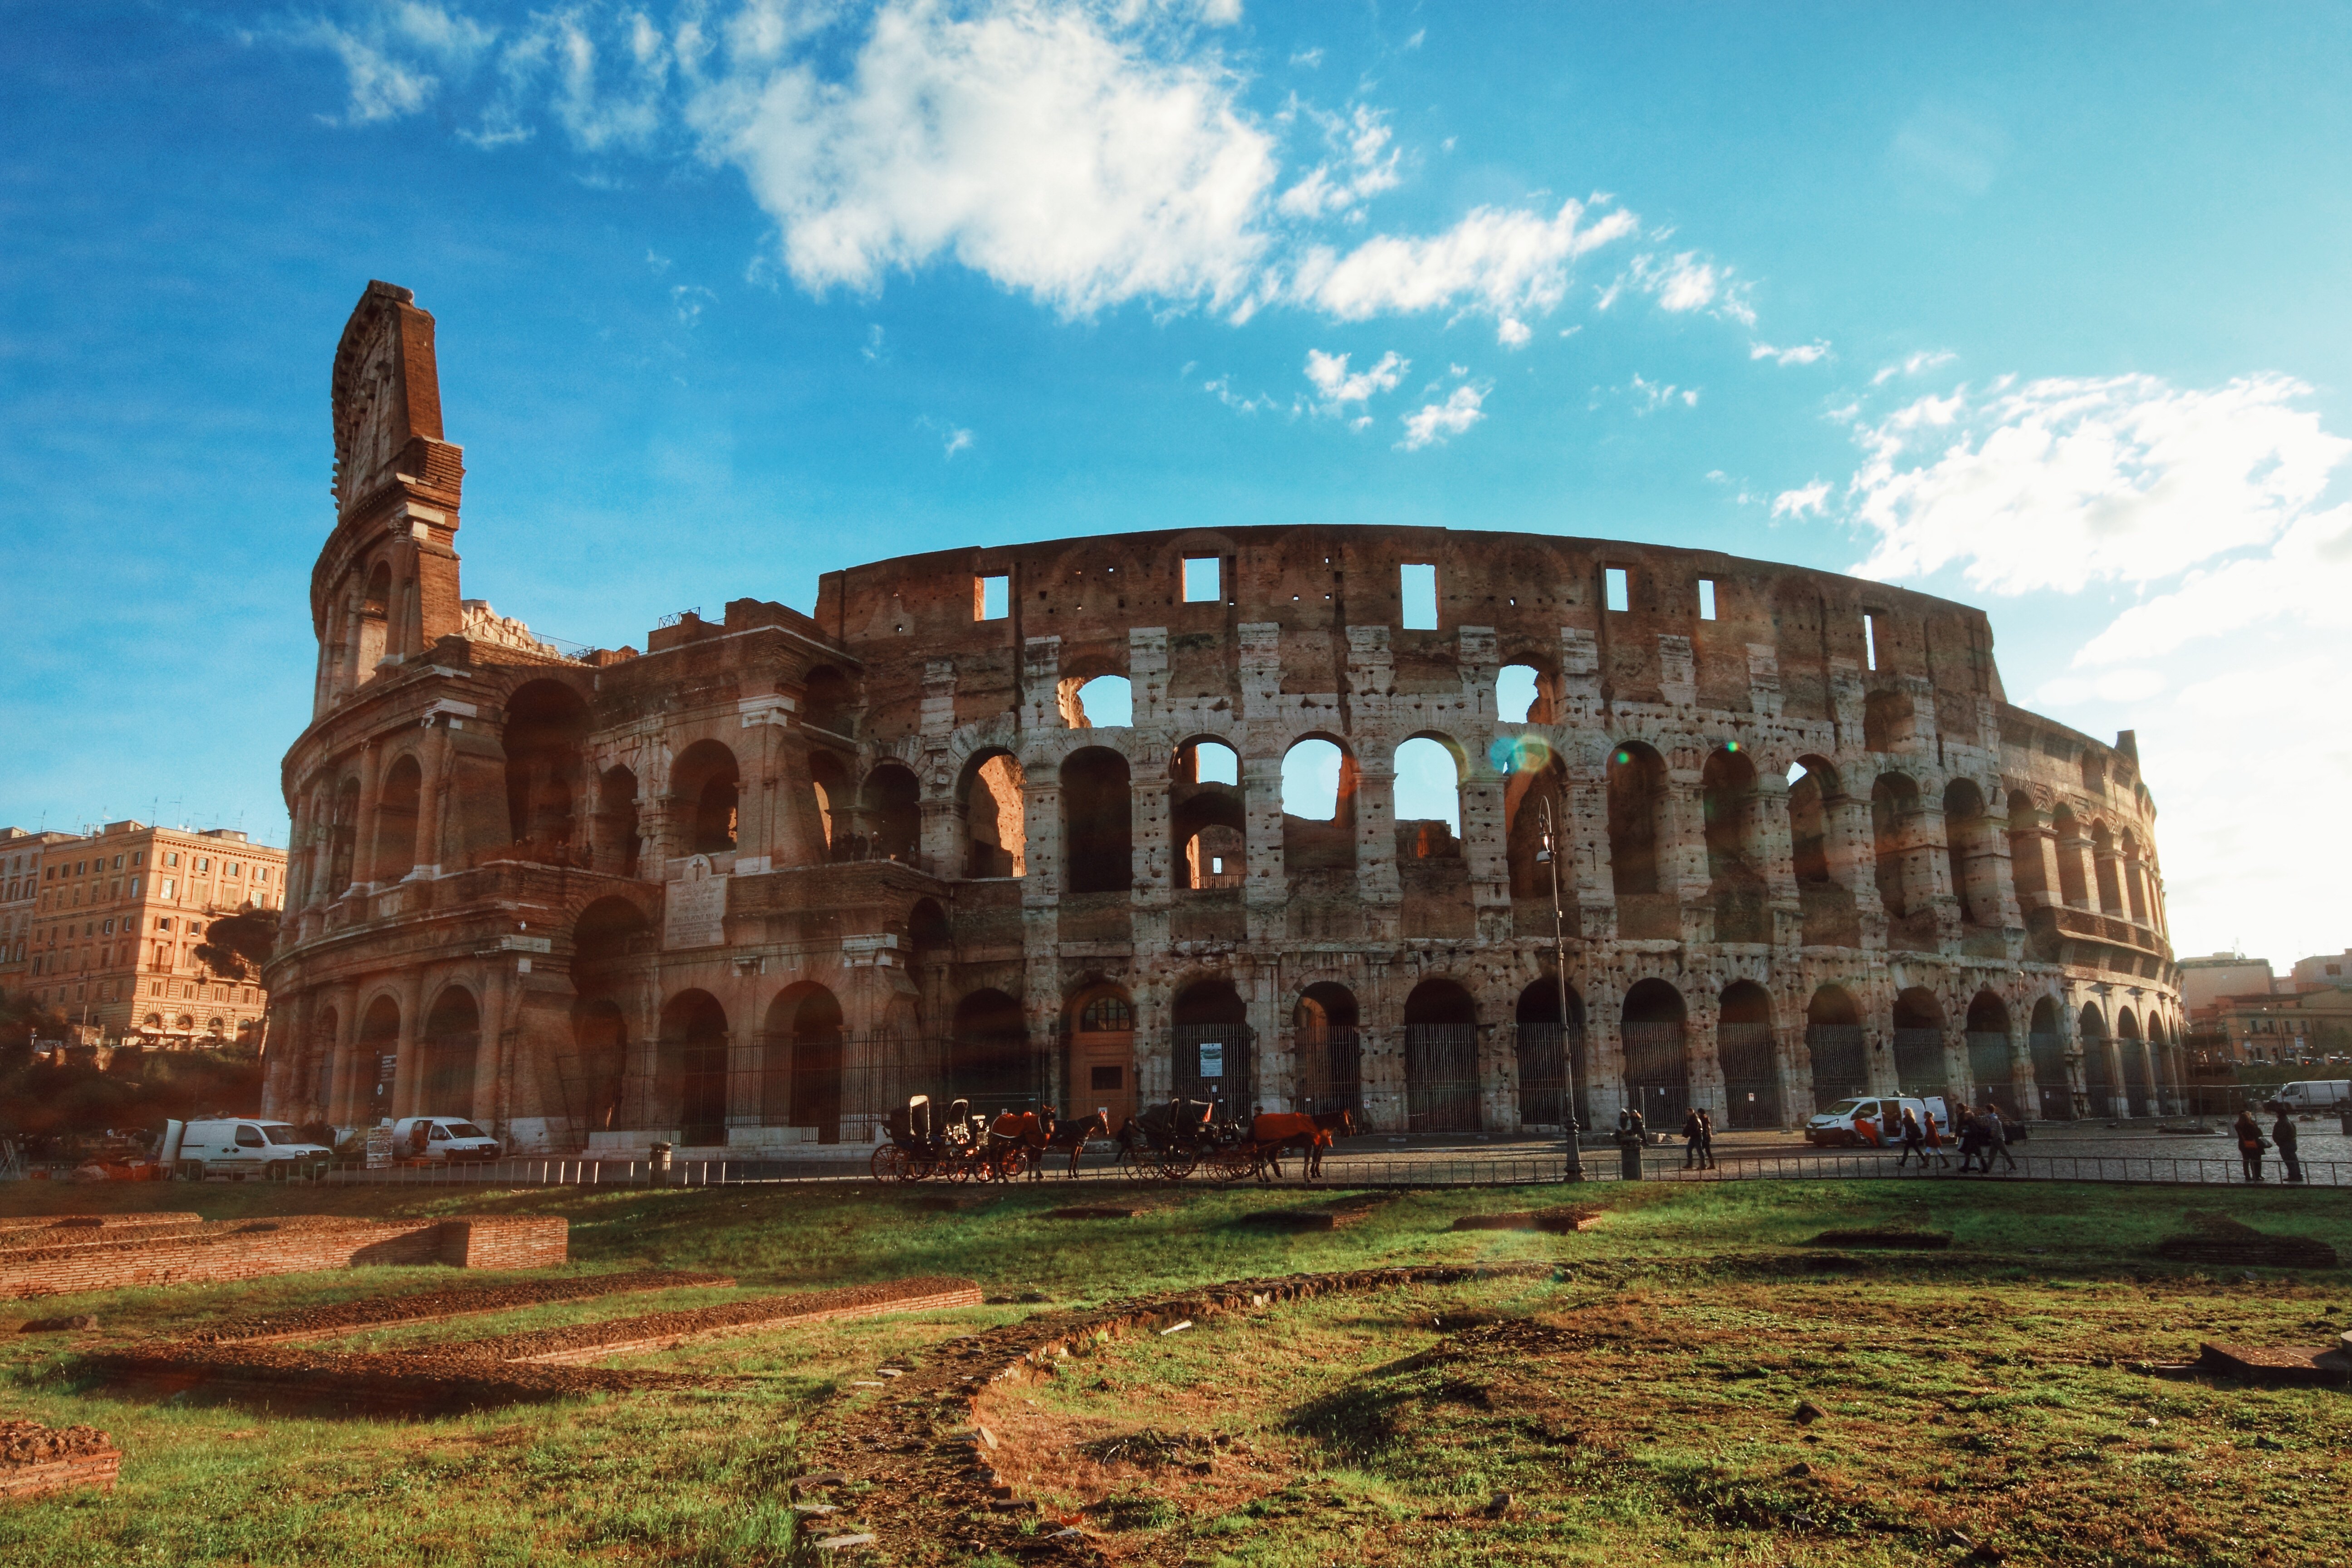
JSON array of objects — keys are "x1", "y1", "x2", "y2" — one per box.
[
  {"x1": 991, "y1": 1108, "x2": 1111, "y2": 1178},
  {"x1": 1249, "y1": 1107, "x2": 1356, "y2": 1182}
]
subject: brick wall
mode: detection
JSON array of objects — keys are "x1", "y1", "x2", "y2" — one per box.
[
  {"x1": 0, "y1": 1450, "x2": 121, "y2": 1499},
  {"x1": 3, "y1": 1216, "x2": 568, "y2": 1298}
]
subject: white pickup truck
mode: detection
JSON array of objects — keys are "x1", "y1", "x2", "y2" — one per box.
[{"x1": 160, "y1": 1118, "x2": 333, "y2": 1181}]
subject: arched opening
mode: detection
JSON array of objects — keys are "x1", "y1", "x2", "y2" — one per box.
[
  {"x1": 358, "y1": 994, "x2": 400, "y2": 1120},
  {"x1": 1514, "y1": 977, "x2": 1586, "y2": 1132},
  {"x1": 1061, "y1": 747, "x2": 1134, "y2": 894},
  {"x1": 1873, "y1": 772, "x2": 1934, "y2": 951},
  {"x1": 2029, "y1": 997, "x2": 2069, "y2": 1119},
  {"x1": 2078, "y1": 749, "x2": 2104, "y2": 794},
  {"x1": 1702, "y1": 746, "x2": 1767, "y2": 944},
  {"x1": 567, "y1": 997, "x2": 627, "y2": 1134},
  {"x1": 1173, "y1": 740, "x2": 1247, "y2": 894},
  {"x1": 1622, "y1": 979, "x2": 1689, "y2": 1125},
  {"x1": 420, "y1": 985, "x2": 480, "y2": 1117},
  {"x1": 1862, "y1": 688, "x2": 1913, "y2": 752},
  {"x1": 1282, "y1": 738, "x2": 1357, "y2": 882},
  {"x1": 659, "y1": 990, "x2": 730, "y2": 1147},
  {"x1": 1294, "y1": 982, "x2": 1361, "y2": 1115},
  {"x1": 2052, "y1": 807, "x2": 2089, "y2": 907},
  {"x1": 2117, "y1": 1008, "x2": 2148, "y2": 1117},
  {"x1": 1403, "y1": 979, "x2": 1479, "y2": 1133},
  {"x1": 1058, "y1": 673, "x2": 1132, "y2": 728},
  {"x1": 1807, "y1": 985, "x2": 1867, "y2": 1105},
  {"x1": 329, "y1": 777, "x2": 362, "y2": 894},
  {"x1": 1495, "y1": 662, "x2": 1558, "y2": 725},
  {"x1": 1965, "y1": 990, "x2": 2014, "y2": 1114},
  {"x1": 504, "y1": 680, "x2": 592, "y2": 859},
  {"x1": 1718, "y1": 980, "x2": 1779, "y2": 1128},
  {"x1": 1182, "y1": 823, "x2": 1245, "y2": 889},
  {"x1": 907, "y1": 898, "x2": 951, "y2": 959},
  {"x1": 372, "y1": 754, "x2": 422, "y2": 882},
  {"x1": 1068, "y1": 983, "x2": 1137, "y2": 1125},
  {"x1": 808, "y1": 749, "x2": 851, "y2": 859},
  {"x1": 962, "y1": 751, "x2": 1026, "y2": 877},
  {"x1": 1181, "y1": 738, "x2": 1239, "y2": 785},
  {"x1": 2121, "y1": 831, "x2": 2151, "y2": 925},
  {"x1": 595, "y1": 766, "x2": 641, "y2": 878},
  {"x1": 767, "y1": 983, "x2": 843, "y2": 1143},
  {"x1": 2079, "y1": 1002, "x2": 2116, "y2": 1117},
  {"x1": 1171, "y1": 978, "x2": 1251, "y2": 1110},
  {"x1": 672, "y1": 740, "x2": 741, "y2": 857},
  {"x1": 865, "y1": 764, "x2": 922, "y2": 863},
  {"x1": 1394, "y1": 736, "x2": 1462, "y2": 855},
  {"x1": 2091, "y1": 823, "x2": 2124, "y2": 914},
  {"x1": 1502, "y1": 745, "x2": 1569, "y2": 902},
  {"x1": 1789, "y1": 758, "x2": 1858, "y2": 947},
  {"x1": 308, "y1": 1006, "x2": 339, "y2": 1113},
  {"x1": 1943, "y1": 779, "x2": 1998, "y2": 928},
  {"x1": 357, "y1": 559, "x2": 392, "y2": 670},
  {"x1": 950, "y1": 989, "x2": 1032, "y2": 1116},
  {"x1": 803, "y1": 666, "x2": 854, "y2": 736},
  {"x1": 1891, "y1": 987, "x2": 1945, "y2": 1097},
  {"x1": 1607, "y1": 743, "x2": 1674, "y2": 938}
]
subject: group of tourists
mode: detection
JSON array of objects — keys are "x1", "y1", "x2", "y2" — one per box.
[
  {"x1": 1875, "y1": 1102, "x2": 2019, "y2": 1175},
  {"x1": 2232, "y1": 1103, "x2": 2308, "y2": 1183}
]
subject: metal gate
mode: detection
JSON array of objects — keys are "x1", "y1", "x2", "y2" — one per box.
[
  {"x1": 1807, "y1": 1024, "x2": 1868, "y2": 1104},
  {"x1": 1513, "y1": 1023, "x2": 1588, "y2": 1132},
  {"x1": 1717, "y1": 1021, "x2": 1779, "y2": 1128},
  {"x1": 1171, "y1": 1022, "x2": 1254, "y2": 1114},
  {"x1": 1297, "y1": 1024, "x2": 1361, "y2": 1115},
  {"x1": 1405, "y1": 1024, "x2": 1480, "y2": 1133},
  {"x1": 1965, "y1": 1032, "x2": 2016, "y2": 1114},
  {"x1": 1891, "y1": 1028, "x2": 1945, "y2": 1098},
  {"x1": 1622, "y1": 1021, "x2": 1688, "y2": 1126},
  {"x1": 2029, "y1": 1030, "x2": 2071, "y2": 1119}
]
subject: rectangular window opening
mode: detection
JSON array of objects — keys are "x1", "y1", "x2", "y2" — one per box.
[
  {"x1": 1863, "y1": 612, "x2": 1879, "y2": 671},
  {"x1": 1181, "y1": 555, "x2": 1221, "y2": 603},
  {"x1": 974, "y1": 573, "x2": 1009, "y2": 621},
  {"x1": 1697, "y1": 578, "x2": 1717, "y2": 622},
  {"x1": 1400, "y1": 563, "x2": 1439, "y2": 630},
  {"x1": 1604, "y1": 566, "x2": 1630, "y2": 613}
]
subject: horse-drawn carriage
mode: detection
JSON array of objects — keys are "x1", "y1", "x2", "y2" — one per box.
[
  {"x1": 868, "y1": 1096, "x2": 1108, "y2": 1184},
  {"x1": 1112, "y1": 1097, "x2": 1257, "y2": 1181},
  {"x1": 867, "y1": 1093, "x2": 1353, "y2": 1185}
]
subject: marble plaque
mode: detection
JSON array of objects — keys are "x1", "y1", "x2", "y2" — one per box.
[{"x1": 664, "y1": 855, "x2": 727, "y2": 950}]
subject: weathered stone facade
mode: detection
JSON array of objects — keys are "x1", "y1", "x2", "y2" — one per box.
[{"x1": 261, "y1": 284, "x2": 2186, "y2": 1152}]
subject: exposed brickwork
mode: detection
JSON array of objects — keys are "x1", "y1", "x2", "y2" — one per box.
[
  {"x1": 0, "y1": 1421, "x2": 120, "y2": 1501},
  {"x1": 1, "y1": 1215, "x2": 567, "y2": 1298}
]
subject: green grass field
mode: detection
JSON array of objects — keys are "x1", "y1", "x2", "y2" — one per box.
[{"x1": 1, "y1": 1176, "x2": 2347, "y2": 1566}]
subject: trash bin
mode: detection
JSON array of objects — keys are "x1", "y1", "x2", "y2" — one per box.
[
  {"x1": 1618, "y1": 1139, "x2": 1643, "y2": 1181},
  {"x1": 649, "y1": 1141, "x2": 673, "y2": 1186}
]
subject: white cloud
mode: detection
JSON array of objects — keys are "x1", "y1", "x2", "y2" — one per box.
[
  {"x1": 1771, "y1": 480, "x2": 1829, "y2": 518},
  {"x1": 2075, "y1": 502, "x2": 2352, "y2": 666},
  {"x1": 1847, "y1": 372, "x2": 2350, "y2": 594},
  {"x1": 1203, "y1": 374, "x2": 1280, "y2": 414},
  {"x1": 1275, "y1": 103, "x2": 1401, "y2": 220},
  {"x1": 670, "y1": 283, "x2": 715, "y2": 324},
  {"x1": 1625, "y1": 372, "x2": 1697, "y2": 415},
  {"x1": 1871, "y1": 348, "x2": 1955, "y2": 385},
  {"x1": 1303, "y1": 348, "x2": 1406, "y2": 409},
  {"x1": 1290, "y1": 198, "x2": 1637, "y2": 341},
  {"x1": 1396, "y1": 383, "x2": 1485, "y2": 450},
  {"x1": 1750, "y1": 338, "x2": 1829, "y2": 366},
  {"x1": 278, "y1": 1, "x2": 493, "y2": 124},
  {"x1": 941, "y1": 425, "x2": 974, "y2": 457},
  {"x1": 1496, "y1": 317, "x2": 1530, "y2": 348}
]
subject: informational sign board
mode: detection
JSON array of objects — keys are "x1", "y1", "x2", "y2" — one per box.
[
  {"x1": 664, "y1": 854, "x2": 727, "y2": 950},
  {"x1": 364, "y1": 1126, "x2": 393, "y2": 1170},
  {"x1": 1198, "y1": 1040, "x2": 1225, "y2": 1078}
]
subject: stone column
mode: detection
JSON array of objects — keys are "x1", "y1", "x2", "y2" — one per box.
[
  {"x1": 1354, "y1": 758, "x2": 1401, "y2": 941},
  {"x1": 389, "y1": 969, "x2": 426, "y2": 1118},
  {"x1": 411, "y1": 717, "x2": 451, "y2": 876},
  {"x1": 1460, "y1": 764, "x2": 1512, "y2": 943},
  {"x1": 1666, "y1": 774, "x2": 1713, "y2": 946},
  {"x1": 1774, "y1": 1008, "x2": 1812, "y2": 1125},
  {"x1": 472, "y1": 962, "x2": 511, "y2": 1129},
  {"x1": 348, "y1": 741, "x2": 382, "y2": 894},
  {"x1": 328, "y1": 982, "x2": 363, "y2": 1127},
  {"x1": 1584, "y1": 975, "x2": 1627, "y2": 1127},
  {"x1": 1685, "y1": 987, "x2": 1725, "y2": 1121},
  {"x1": 1567, "y1": 760, "x2": 1616, "y2": 941},
  {"x1": 1825, "y1": 791, "x2": 1887, "y2": 947},
  {"x1": 1240, "y1": 751, "x2": 1285, "y2": 944},
  {"x1": 1754, "y1": 774, "x2": 1804, "y2": 951}
]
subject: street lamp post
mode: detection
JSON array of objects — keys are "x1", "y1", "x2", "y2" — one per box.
[{"x1": 1537, "y1": 796, "x2": 1584, "y2": 1181}]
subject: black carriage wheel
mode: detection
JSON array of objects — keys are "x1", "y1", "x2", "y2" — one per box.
[{"x1": 871, "y1": 1146, "x2": 911, "y2": 1184}]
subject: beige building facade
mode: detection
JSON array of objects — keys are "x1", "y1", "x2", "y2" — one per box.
[{"x1": 19, "y1": 820, "x2": 286, "y2": 1045}]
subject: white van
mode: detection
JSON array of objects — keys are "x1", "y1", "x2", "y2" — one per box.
[
  {"x1": 159, "y1": 1119, "x2": 333, "y2": 1181},
  {"x1": 387, "y1": 1116, "x2": 503, "y2": 1163},
  {"x1": 1805, "y1": 1095, "x2": 1953, "y2": 1147},
  {"x1": 2272, "y1": 1080, "x2": 2351, "y2": 1112}
]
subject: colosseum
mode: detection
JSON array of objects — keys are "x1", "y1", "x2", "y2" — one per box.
[{"x1": 259, "y1": 282, "x2": 2186, "y2": 1154}]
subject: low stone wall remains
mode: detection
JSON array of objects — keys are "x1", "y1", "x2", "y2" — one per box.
[
  {"x1": 0, "y1": 1420, "x2": 122, "y2": 1501},
  {"x1": 1, "y1": 1215, "x2": 568, "y2": 1298}
]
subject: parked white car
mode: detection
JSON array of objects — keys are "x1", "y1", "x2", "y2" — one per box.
[
  {"x1": 2271, "y1": 1080, "x2": 2351, "y2": 1112},
  {"x1": 387, "y1": 1116, "x2": 503, "y2": 1163},
  {"x1": 1804, "y1": 1095, "x2": 1953, "y2": 1147},
  {"x1": 159, "y1": 1118, "x2": 333, "y2": 1181}
]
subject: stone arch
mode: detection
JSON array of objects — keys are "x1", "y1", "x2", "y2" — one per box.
[
  {"x1": 1789, "y1": 756, "x2": 1857, "y2": 946},
  {"x1": 1942, "y1": 779, "x2": 1998, "y2": 928},
  {"x1": 1872, "y1": 771, "x2": 1937, "y2": 950},
  {"x1": 1067, "y1": 979, "x2": 1137, "y2": 1125},
  {"x1": 1394, "y1": 734, "x2": 1464, "y2": 852},
  {"x1": 329, "y1": 775, "x2": 362, "y2": 893},
  {"x1": 1514, "y1": 976, "x2": 1586, "y2": 1131},
  {"x1": 1282, "y1": 735, "x2": 1357, "y2": 879},
  {"x1": 1171, "y1": 743, "x2": 1246, "y2": 891},
  {"x1": 2078, "y1": 1000, "x2": 2117, "y2": 1117},
  {"x1": 1702, "y1": 745, "x2": 1767, "y2": 944},
  {"x1": 1863, "y1": 688, "x2": 1914, "y2": 752},
  {"x1": 1502, "y1": 742, "x2": 1570, "y2": 901},
  {"x1": 672, "y1": 740, "x2": 741, "y2": 857},
  {"x1": 1403, "y1": 978, "x2": 1479, "y2": 1133},
  {"x1": 595, "y1": 765, "x2": 641, "y2": 878},
  {"x1": 1965, "y1": 990, "x2": 2015, "y2": 1114},
  {"x1": 2051, "y1": 806, "x2": 2089, "y2": 906},
  {"x1": 372, "y1": 752, "x2": 423, "y2": 883},
  {"x1": 1177, "y1": 735, "x2": 1240, "y2": 786},
  {"x1": 659, "y1": 989, "x2": 730, "y2": 1147},
  {"x1": 504, "y1": 679, "x2": 592, "y2": 857},
  {"x1": 1495, "y1": 656, "x2": 1561, "y2": 725},
  {"x1": 1608, "y1": 741, "x2": 1674, "y2": 939},
  {"x1": 1622, "y1": 978, "x2": 1690, "y2": 1125},
  {"x1": 567, "y1": 994, "x2": 628, "y2": 1135},
  {"x1": 907, "y1": 897, "x2": 951, "y2": 959},
  {"x1": 1294, "y1": 980, "x2": 1361, "y2": 1115},
  {"x1": 1807, "y1": 984, "x2": 1867, "y2": 1105},
  {"x1": 356, "y1": 992, "x2": 400, "y2": 1121},
  {"x1": 2091, "y1": 821, "x2": 2125, "y2": 914},
  {"x1": 1171, "y1": 976, "x2": 1250, "y2": 1109},
  {"x1": 1717, "y1": 980, "x2": 1778, "y2": 1128},
  {"x1": 863, "y1": 762, "x2": 922, "y2": 863},
  {"x1": 2117, "y1": 1006, "x2": 2148, "y2": 1117},
  {"x1": 1061, "y1": 746, "x2": 1133, "y2": 894},
  {"x1": 419, "y1": 983, "x2": 480, "y2": 1118},
  {"x1": 950, "y1": 988, "x2": 1032, "y2": 1115},
  {"x1": 808, "y1": 748, "x2": 851, "y2": 859},
  {"x1": 2028, "y1": 996, "x2": 2070, "y2": 1120},
  {"x1": 960, "y1": 749, "x2": 1026, "y2": 878},
  {"x1": 803, "y1": 666, "x2": 855, "y2": 736},
  {"x1": 1058, "y1": 673, "x2": 1132, "y2": 729},
  {"x1": 1891, "y1": 986, "x2": 1945, "y2": 1097},
  {"x1": 767, "y1": 982, "x2": 844, "y2": 1143}
]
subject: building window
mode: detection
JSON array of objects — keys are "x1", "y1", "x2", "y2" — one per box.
[
  {"x1": 1864, "y1": 612, "x2": 1880, "y2": 671},
  {"x1": 1697, "y1": 578, "x2": 1717, "y2": 621},
  {"x1": 973, "y1": 573, "x2": 1009, "y2": 621},
  {"x1": 1604, "y1": 566, "x2": 1630, "y2": 612},
  {"x1": 1400, "y1": 563, "x2": 1439, "y2": 630},
  {"x1": 1181, "y1": 555, "x2": 1221, "y2": 603},
  {"x1": 161, "y1": 879, "x2": 175, "y2": 899}
]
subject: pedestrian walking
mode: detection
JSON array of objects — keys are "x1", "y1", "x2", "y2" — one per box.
[
  {"x1": 1697, "y1": 1108, "x2": 1718, "y2": 1170},
  {"x1": 1954, "y1": 1107, "x2": 1987, "y2": 1173},
  {"x1": 2233, "y1": 1107, "x2": 2265, "y2": 1182},
  {"x1": 1681, "y1": 1108, "x2": 1706, "y2": 1169},
  {"x1": 2270, "y1": 1102, "x2": 2303, "y2": 1184},
  {"x1": 1895, "y1": 1107, "x2": 1928, "y2": 1169},
  {"x1": 1980, "y1": 1101, "x2": 2019, "y2": 1172},
  {"x1": 1922, "y1": 1106, "x2": 1953, "y2": 1170}
]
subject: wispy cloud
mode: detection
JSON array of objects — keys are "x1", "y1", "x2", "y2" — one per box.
[
  {"x1": 1750, "y1": 338, "x2": 1829, "y2": 366},
  {"x1": 1770, "y1": 479, "x2": 1829, "y2": 518},
  {"x1": 1872, "y1": 349, "x2": 1955, "y2": 385},
  {"x1": 1303, "y1": 348, "x2": 1406, "y2": 412},
  {"x1": 1397, "y1": 382, "x2": 1486, "y2": 450},
  {"x1": 1625, "y1": 372, "x2": 1697, "y2": 414}
]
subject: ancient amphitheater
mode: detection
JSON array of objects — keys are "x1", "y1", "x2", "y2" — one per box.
[{"x1": 260, "y1": 282, "x2": 2185, "y2": 1154}]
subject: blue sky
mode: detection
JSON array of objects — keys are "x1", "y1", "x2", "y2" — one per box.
[{"x1": 5, "y1": 0, "x2": 2349, "y2": 967}]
